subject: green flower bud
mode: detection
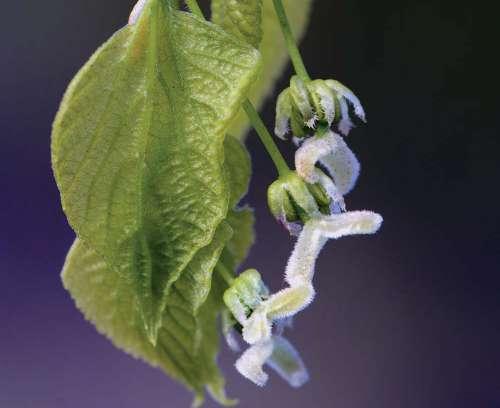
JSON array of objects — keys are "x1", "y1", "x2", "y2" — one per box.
[
  {"x1": 275, "y1": 76, "x2": 366, "y2": 139},
  {"x1": 267, "y1": 171, "x2": 334, "y2": 234},
  {"x1": 223, "y1": 269, "x2": 269, "y2": 325}
]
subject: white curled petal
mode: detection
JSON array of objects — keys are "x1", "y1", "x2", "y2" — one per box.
[
  {"x1": 286, "y1": 212, "x2": 381, "y2": 288},
  {"x1": 313, "y1": 168, "x2": 345, "y2": 211},
  {"x1": 128, "y1": 0, "x2": 148, "y2": 25},
  {"x1": 337, "y1": 97, "x2": 354, "y2": 136},
  {"x1": 295, "y1": 132, "x2": 338, "y2": 183},
  {"x1": 285, "y1": 222, "x2": 326, "y2": 287},
  {"x1": 267, "y1": 336, "x2": 309, "y2": 388},
  {"x1": 265, "y1": 284, "x2": 315, "y2": 321},
  {"x1": 312, "y1": 211, "x2": 383, "y2": 240},
  {"x1": 319, "y1": 133, "x2": 360, "y2": 195},
  {"x1": 235, "y1": 340, "x2": 274, "y2": 387},
  {"x1": 326, "y1": 80, "x2": 366, "y2": 122},
  {"x1": 243, "y1": 308, "x2": 273, "y2": 345}
]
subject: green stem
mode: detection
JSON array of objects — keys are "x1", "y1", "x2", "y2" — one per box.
[
  {"x1": 242, "y1": 99, "x2": 290, "y2": 177},
  {"x1": 185, "y1": 0, "x2": 204, "y2": 18},
  {"x1": 185, "y1": 0, "x2": 290, "y2": 176},
  {"x1": 217, "y1": 263, "x2": 235, "y2": 286},
  {"x1": 272, "y1": 0, "x2": 311, "y2": 83}
]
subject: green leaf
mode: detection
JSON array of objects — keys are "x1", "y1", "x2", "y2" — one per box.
[
  {"x1": 224, "y1": 134, "x2": 252, "y2": 207},
  {"x1": 211, "y1": 0, "x2": 263, "y2": 48},
  {"x1": 212, "y1": 0, "x2": 313, "y2": 139},
  {"x1": 60, "y1": 131, "x2": 256, "y2": 405},
  {"x1": 225, "y1": 208, "x2": 255, "y2": 267},
  {"x1": 62, "y1": 221, "x2": 235, "y2": 406},
  {"x1": 223, "y1": 134, "x2": 255, "y2": 266},
  {"x1": 52, "y1": 0, "x2": 260, "y2": 341}
]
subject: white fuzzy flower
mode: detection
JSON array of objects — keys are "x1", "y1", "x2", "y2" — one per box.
[
  {"x1": 228, "y1": 209, "x2": 382, "y2": 386},
  {"x1": 295, "y1": 130, "x2": 360, "y2": 196},
  {"x1": 242, "y1": 211, "x2": 383, "y2": 346},
  {"x1": 233, "y1": 335, "x2": 309, "y2": 388},
  {"x1": 223, "y1": 270, "x2": 310, "y2": 388}
]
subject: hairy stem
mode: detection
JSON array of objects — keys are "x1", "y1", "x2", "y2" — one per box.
[
  {"x1": 216, "y1": 263, "x2": 235, "y2": 286},
  {"x1": 272, "y1": 0, "x2": 311, "y2": 83}
]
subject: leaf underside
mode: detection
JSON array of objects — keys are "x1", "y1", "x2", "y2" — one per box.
[{"x1": 52, "y1": 0, "x2": 260, "y2": 341}]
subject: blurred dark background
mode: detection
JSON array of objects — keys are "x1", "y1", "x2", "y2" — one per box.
[{"x1": 1, "y1": 0, "x2": 499, "y2": 407}]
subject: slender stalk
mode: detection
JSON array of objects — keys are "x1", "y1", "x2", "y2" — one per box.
[
  {"x1": 272, "y1": 0, "x2": 311, "y2": 83},
  {"x1": 216, "y1": 263, "x2": 235, "y2": 286},
  {"x1": 185, "y1": 0, "x2": 204, "y2": 18},
  {"x1": 242, "y1": 100, "x2": 290, "y2": 177},
  {"x1": 185, "y1": 0, "x2": 290, "y2": 176}
]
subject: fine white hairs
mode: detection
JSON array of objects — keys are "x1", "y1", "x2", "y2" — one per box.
[{"x1": 295, "y1": 130, "x2": 361, "y2": 195}]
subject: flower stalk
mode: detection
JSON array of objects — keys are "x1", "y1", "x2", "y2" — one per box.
[
  {"x1": 272, "y1": 0, "x2": 311, "y2": 83},
  {"x1": 242, "y1": 100, "x2": 290, "y2": 177}
]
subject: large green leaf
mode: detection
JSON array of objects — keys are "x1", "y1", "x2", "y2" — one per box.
[
  {"x1": 61, "y1": 132, "x2": 255, "y2": 405},
  {"x1": 212, "y1": 0, "x2": 314, "y2": 139},
  {"x1": 52, "y1": 0, "x2": 260, "y2": 341},
  {"x1": 62, "y1": 223, "x2": 233, "y2": 406}
]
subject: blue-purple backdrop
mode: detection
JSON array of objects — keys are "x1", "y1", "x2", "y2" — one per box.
[{"x1": 1, "y1": 1, "x2": 499, "y2": 407}]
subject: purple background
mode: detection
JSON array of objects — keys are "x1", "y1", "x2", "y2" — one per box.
[{"x1": 1, "y1": 1, "x2": 499, "y2": 407}]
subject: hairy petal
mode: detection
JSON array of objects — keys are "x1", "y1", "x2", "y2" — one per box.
[
  {"x1": 326, "y1": 79, "x2": 366, "y2": 122},
  {"x1": 235, "y1": 340, "x2": 274, "y2": 386},
  {"x1": 319, "y1": 133, "x2": 361, "y2": 195},
  {"x1": 295, "y1": 131, "x2": 340, "y2": 183},
  {"x1": 267, "y1": 336, "x2": 309, "y2": 388},
  {"x1": 241, "y1": 211, "x2": 383, "y2": 344}
]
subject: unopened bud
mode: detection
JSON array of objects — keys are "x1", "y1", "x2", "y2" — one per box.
[
  {"x1": 275, "y1": 76, "x2": 366, "y2": 139},
  {"x1": 267, "y1": 171, "x2": 337, "y2": 234},
  {"x1": 223, "y1": 269, "x2": 269, "y2": 325}
]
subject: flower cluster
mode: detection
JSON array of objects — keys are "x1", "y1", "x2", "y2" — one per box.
[
  {"x1": 222, "y1": 69, "x2": 383, "y2": 386},
  {"x1": 222, "y1": 270, "x2": 309, "y2": 387}
]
